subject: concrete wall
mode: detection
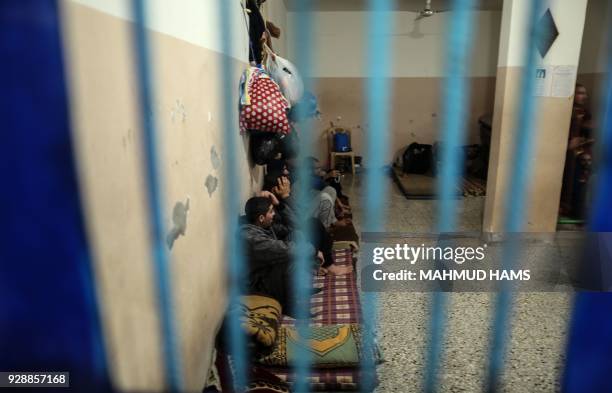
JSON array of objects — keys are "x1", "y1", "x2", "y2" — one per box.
[
  {"x1": 483, "y1": 0, "x2": 589, "y2": 233},
  {"x1": 60, "y1": 0, "x2": 267, "y2": 391},
  {"x1": 287, "y1": 10, "x2": 502, "y2": 164}
]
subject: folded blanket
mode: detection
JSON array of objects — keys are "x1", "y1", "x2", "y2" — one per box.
[
  {"x1": 241, "y1": 295, "x2": 283, "y2": 348},
  {"x1": 258, "y1": 324, "x2": 363, "y2": 368}
]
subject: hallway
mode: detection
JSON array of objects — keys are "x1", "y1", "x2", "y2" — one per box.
[{"x1": 342, "y1": 174, "x2": 572, "y2": 393}]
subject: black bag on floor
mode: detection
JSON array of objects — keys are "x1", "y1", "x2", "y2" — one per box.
[{"x1": 403, "y1": 142, "x2": 433, "y2": 174}]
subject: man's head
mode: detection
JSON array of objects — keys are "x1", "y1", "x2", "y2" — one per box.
[
  {"x1": 574, "y1": 84, "x2": 588, "y2": 106},
  {"x1": 263, "y1": 170, "x2": 289, "y2": 193},
  {"x1": 306, "y1": 156, "x2": 326, "y2": 177},
  {"x1": 268, "y1": 159, "x2": 290, "y2": 176},
  {"x1": 245, "y1": 196, "x2": 275, "y2": 227}
]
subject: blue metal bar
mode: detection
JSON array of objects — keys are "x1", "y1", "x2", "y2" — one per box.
[
  {"x1": 130, "y1": 1, "x2": 183, "y2": 390},
  {"x1": 218, "y1": 0, "x2": 248, "y2": 390},
  {"x1": 586, "y1": 4, "x2": 612, "y2": 232},
  {"x1": 290, "y1": 1, "x2": 314, "y2": 391},
  {"x1": 563, "y1": 5, "x2": 612, "y2": 389},
  {"x1": 485, "y1": 1, "x2": 544, "y2": 392},
  {"x1": 363, "y1": 0, "x2": 394, "y2": 391},
  {"x1": 424, "y1": 1, "x2": 476, "y2": 392}
]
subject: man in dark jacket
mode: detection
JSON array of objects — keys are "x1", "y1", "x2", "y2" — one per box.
[
  {"x1": 261, "y1": 170, "x2": 352, "y2": 276},
  {"x1": 240, "y1": 196, "x2": 317, "y2": 317}
]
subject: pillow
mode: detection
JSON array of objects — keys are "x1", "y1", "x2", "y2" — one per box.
[
  {"x1": 258, "y1": 324, "x2": 363, "y2": 368},
  {"x1": 240, "y1": 295, "x2": 283, "y2": 348}
]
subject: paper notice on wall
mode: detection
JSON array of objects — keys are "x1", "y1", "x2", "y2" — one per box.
[
  {"x1": 550, "y1": 65, "x2": 577, "y2": 97},
  {"x1": 533, "y1": 65, "x2": 577, "y2": 97},
  {"x1": 534, "y1": 66, "x2": 552, "y2": 97}
]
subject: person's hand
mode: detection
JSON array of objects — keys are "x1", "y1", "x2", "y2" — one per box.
[
  {"x1": 568, "y1": 137, "x2": 585, "y2": 151},
  {"x1": 334, "y1": 218, "x2": 351, "y2": 227},
  {"x1": 258, "y1": 190, "x2": 279, "y2": 206},
  {"x1": 272, "y1": 176, "x2": 291, "y2": 199},
  {"x1": 337, "y1": 200, "x2": 350, "y2": 211}
]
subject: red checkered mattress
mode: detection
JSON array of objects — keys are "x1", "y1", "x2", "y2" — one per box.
[{"x1": 264, "y1": 247, "x2": 370, "y2": 391}]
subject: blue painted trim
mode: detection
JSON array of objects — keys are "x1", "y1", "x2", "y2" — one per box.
[{"x1": 0, "y1": 0, "x2": 109, "y2": 389}]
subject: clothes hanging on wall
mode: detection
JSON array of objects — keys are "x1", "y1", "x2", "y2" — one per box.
[{"x1": 246, "y1": 0, "x2": 266, "y2": 64}]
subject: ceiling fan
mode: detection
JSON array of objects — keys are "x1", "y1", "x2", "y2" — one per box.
[{"x1": 414, "y1": 0, "x2": 448, "y2": 21}]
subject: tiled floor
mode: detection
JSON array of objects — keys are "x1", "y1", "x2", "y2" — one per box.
[{"x1": 342, "y1": 173, "x2": 572, "y2": 393}]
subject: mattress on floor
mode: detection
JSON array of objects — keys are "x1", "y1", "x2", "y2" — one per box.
[
  {"x1": 331, "y1": 222, "x2": 360, "y2": 247},
  {"x1": 216, "y1": 249, "x2": 373, "y2": 392},
  {"x1": 265, "y1": 248, "x2": 375, "y2": 391},
  {"x1": 282, "y1": 248, "x2": 360, "y2": 327},
  {"x1": 391, "y1": 166, "x2": 486, "y2": 199},
  {"x1": 392, "y1": 166, "x2": 438, "y2": 197}
]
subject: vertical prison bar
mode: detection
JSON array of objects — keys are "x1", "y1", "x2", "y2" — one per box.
[
  {"x1": 424, "y1": 1, "x2": 476, "y2": 392},
  {"x1": 131, "y1": 1, "x2": 184, "y2": 390},
  {"x1": 219, "y1": 0, "x2": 248, "y2": 390},
  {"x1": 486, "y1": 1, "x2": 545, "y2": 392},
  {"x1": 362, "y1": 0, "x2": 395, "y2": 392},
  {"x1": 290, "y1": 0, "x2": 315, "y2": 391}
]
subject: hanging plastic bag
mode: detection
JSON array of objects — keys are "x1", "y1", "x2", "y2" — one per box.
[
  {"x1": 288, "y1": 91, "x2": 320, "y2": 122},
  {"x1": 263, "y1": 45, "x2": 304, "y2": 106},
  {"x1": 239, "y1": 67, "x2": 291, "y2": 135}
]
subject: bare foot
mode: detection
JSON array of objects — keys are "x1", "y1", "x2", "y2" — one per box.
[{"x1": 326, "y1": 263, "x2": 353, "y2": 276}]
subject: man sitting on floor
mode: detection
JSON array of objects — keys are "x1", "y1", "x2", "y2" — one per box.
[
  {"x1": 307, "y1": 156, "x2": 351, "y2": 214},
  {"x1": 260, "y1": 170, "x2": 353, "y2": 276},
  {"x1": 241, "y1": 196, "x2": 322, "y2": 316}
]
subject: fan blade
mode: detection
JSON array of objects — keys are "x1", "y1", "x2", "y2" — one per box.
[{"x1": 414, "y1": 13, "x2": 425, "y2": 21}]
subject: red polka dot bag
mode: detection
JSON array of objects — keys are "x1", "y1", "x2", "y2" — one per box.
[{"x1": 239, "y1": 67, "x2": 291, "y2": 135}]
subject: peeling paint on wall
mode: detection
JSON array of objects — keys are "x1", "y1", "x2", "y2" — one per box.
[
  {"x1": 170, "y1": 99, "x2": 187, "y2": 123},
  {"x1": 166, "y1": 197, "x2": 190, "y2": 250},
  {"x1": 210, "y1": 146, "x2": 221, "y2": 170},
  {"x1": 205, "y1": 175, "x2": 218, "y2": 197}
]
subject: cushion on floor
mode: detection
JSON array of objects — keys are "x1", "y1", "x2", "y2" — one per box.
[{"x1": 258, "y1": 324, "x2": 362, "y2": 368}]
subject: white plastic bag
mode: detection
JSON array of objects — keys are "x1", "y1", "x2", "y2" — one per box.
[{"x1": 264, "y1": 46, "x2": 304, "y2": 105}]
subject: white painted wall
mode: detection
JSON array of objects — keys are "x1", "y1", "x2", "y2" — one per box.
[
  {"x1": 71, "y1": 0, "x2": 251, "y2": 62},
  {"x1": 287, "y1": 10, "x2": 502, "y2": 77},
  {"x1": 497, "y1": 0, "x2": 588, "y2": 68}
]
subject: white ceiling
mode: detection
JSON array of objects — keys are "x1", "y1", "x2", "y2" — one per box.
[{"x1": 283, "y1": 0, "x2": 504, "y2": 12}]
